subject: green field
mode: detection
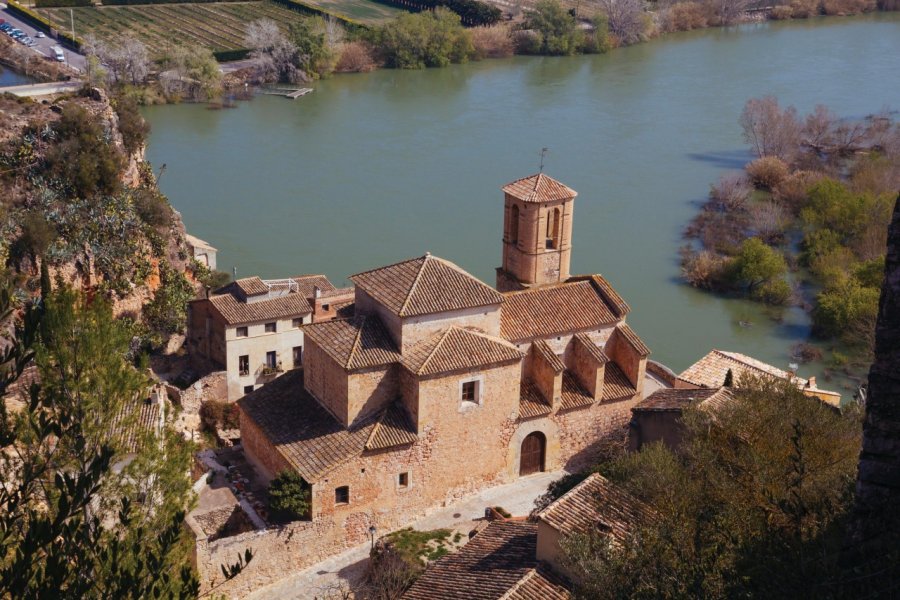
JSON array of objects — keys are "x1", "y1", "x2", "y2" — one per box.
[{"x1": 37, "y1": 0, "x2": 403, "y2": 58}]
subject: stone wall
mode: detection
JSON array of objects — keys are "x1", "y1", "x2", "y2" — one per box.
[{"x1": 303, "y1": 338, "x2": 350, "y2": 424}]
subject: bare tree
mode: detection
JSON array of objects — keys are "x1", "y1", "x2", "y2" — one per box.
[
  {"x1": 750, "y1": 200, "x2": 787, "y2": 243},
  {"x1": 95, "y1": 38, "x2": 151, "y2": 85},
  {"x1": 708, "y1": 0, "x2": 753, "y2": 25},
  {"x1": 739, "y1": 96, "x2": 802, "y2": 162},
  {"x1": 597, "y1": 0, "x2": 647, "y2": 44},
  {"x1": 244, "y1": 18, "x2": 302, "y2": 83},
  {"x1": 710, "y1": 173, "x2": 752, "y2": 212}
]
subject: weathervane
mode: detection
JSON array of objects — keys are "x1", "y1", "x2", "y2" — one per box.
[{"x1": 539, "y1": 147, "x2": 549, "y2": 173}]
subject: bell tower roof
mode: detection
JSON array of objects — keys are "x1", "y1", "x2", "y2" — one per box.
[{"x1": 502, "y1": 173, "x2": 577, "y2": 204}]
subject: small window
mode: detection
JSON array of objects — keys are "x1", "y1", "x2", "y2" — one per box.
[
  {"x1": 293, "y1": 346, "x2": 303, "y2": 368},
  {"x1": 335, "y1": 486, "x2": 349, "y2": 505},
  {"x1": 292, "y1": 317, "x2": 303, "y2": 328},
  {"x1": 243, "y1": 385, "x2": 254, "y2": 394},
  {"x1": 266, "y1": 351, "x2": 277, "y2": 369},
  {"x1": 239, "y1": 355, "x2": 249, "y2": 376},
  {"x1": 322, "y1": 304, "x2": 330, "y2": 311},
  {"x1": 398, "y1": 472, "x2": 409, "y2": 488},
  {"x1": 236, "y1": 326, "x2": 248, "y2": 337},
  {"x1": 462, "y1": 381, "x2": 477, "y2": 403},
  {"x1": 265, "y1": 322, "x2": 277, "y2": 333}
]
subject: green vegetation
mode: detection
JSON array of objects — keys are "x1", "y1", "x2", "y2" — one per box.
[
  {"x1": 373, "y1": 8, "x2": 474, "y2": 68},
  {"x1": 267, "y1": 470, "x2": 312, "y2": 521},
  {"x1": 373, "y1": 0, "x2": 500, "y2": 25},
  {"x1": 383, "y1": 527, "x2": 454, "y2": 562},
  {"x1": 682, "y1": 97, "x2": 898, "y2": 363},
  {"x1": 560, "y1": 376, "x2": 872, "y2": 598},
  {"x1": 144, "y1": 263, "x2": 195, "y2": 342},
  {"x1": 0, "y1": 285, "x2": 200, "y2": 597}
]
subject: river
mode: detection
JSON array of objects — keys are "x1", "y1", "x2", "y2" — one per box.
[{"x1": 143, "y1": 13, "x2": 900, "y2": 393}]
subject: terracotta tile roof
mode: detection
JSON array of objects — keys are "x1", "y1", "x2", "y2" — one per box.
[
  {"x1": 537, "y1": 473, "x2": 653, "y2": 546},
  {"x1": 519, "y1": 381, "x2": 552, "y2": 419},
  {"x1": 403, "y1": 521, "x2": 569, "y2": 600},
  {"x1": 291, "y1": 275, "x2": 336, "y2": 298},
  {"x1": 603, "y1": 363, "x2": 636, "y2": 401},
  {"x1": 109, "y1": 396, "x2": 163, "y2": 454},
  {"x1": 365, "y1": 404, "x2": 418, "y2": 451},
  {"x1": 403, "y1": 327, "x2": 522, "y2": 377},
  {"x1": 615, "y1": 323, "x2": 650, "y2": 357},
  {"x1": 632, "y1": 387, "x2": 732, "y2": 412},
  {"x1": 532, "y1": 339, "x2": 565, "y2": 373},
  {"x1": 587, "y1": 274, "x2": 630, "y2": 317},
  {"x1": 235, "y1": 276, "x2": 269, "y2": 297},
  {"x1": 505, "y1": 570, "x2": 570, "y2": 600},
  {"x1": 502, "y1": 173, "x2": 577, "y2": 204},
  {"x1": 500, "y1": 280, "x2": 619, "y2": 342},
  {"x1": 303, "y1": 316, "x2": 401, "y2": 371},
  {"x1": 185, "y1": 233, "x2": 216, "y2": 252},
  {"x1": 560, "y1": 371, "x2": 594, "y2": 411},
  {"x1": 573, "y1": 333, "x2": 609, "y2": 364},
  {"x1": 335, "y1": 301, "x2": 356, "y2": 319},
  {"x1": 239, "y1": 370, "x2": 414, "y2": 481},
  {"x1": 350, "y1": 254, "x2": 503, "y2": 318},
  {"x1": 206, "y1": 293, "x2": 313, "y2": 326}
]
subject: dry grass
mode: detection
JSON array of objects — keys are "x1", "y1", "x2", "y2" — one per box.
[
  {"x1": 661, "y1": 2, "x2": 710, "y2": 32},
  {"x1": 821, "y1": 0, "x2": 876, "y2": 14}
]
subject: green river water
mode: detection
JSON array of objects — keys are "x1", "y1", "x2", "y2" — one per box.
[{"x1": 143, "y1": 13, "x2": 900, "y2": 392}]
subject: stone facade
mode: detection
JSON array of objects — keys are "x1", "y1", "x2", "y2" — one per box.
[{"x1": 219, "y1": 174, "x2": 656, "y2": 596}]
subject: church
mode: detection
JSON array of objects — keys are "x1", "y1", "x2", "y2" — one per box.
[{"x1": 235, "y1": 172, "x2": 657, "y2": 570}]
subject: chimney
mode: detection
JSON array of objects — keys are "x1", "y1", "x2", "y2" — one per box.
[
  {"x1": 314, "y1": 286, "x2": 322, "y2": 299},
  {"x1": 807, "y1": 376, "x2": 817, "y2": 389}
]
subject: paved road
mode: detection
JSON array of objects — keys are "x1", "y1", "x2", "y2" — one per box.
[
  {"x1": 0, "y1": 79, "x2": 81, "y2": 96},
  {"x1": 0, "y1": 3, "x2": 85, "y2": 72}
]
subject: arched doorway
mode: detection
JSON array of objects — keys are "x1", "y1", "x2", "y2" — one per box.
[{"x1": 520, "y1": 432, "x2": 546, "y2": 476}]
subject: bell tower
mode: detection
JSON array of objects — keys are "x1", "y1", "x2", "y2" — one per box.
[{"x1": 496, "y1": 173, "x2": 577, "y2": 292}]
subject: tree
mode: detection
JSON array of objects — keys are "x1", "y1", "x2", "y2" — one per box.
[
  {"x1": 739, "y1": 96, "x2": 802, "y2": 162},
  {"x1": 376, "y1": 9, "x2": 474, "y2": 69},
  {"x1": 522, "y1": 0, "x2": 584, "y2": 55},
  {"x1": 596, "y1": 0, "x2": 648, "y2": 45},
  {"x1": 267, "y1": 470, "x2": 311, "y2": 521},
  {"x1": 812, "y1": 276, "x2": 879, "y2": 345},
  {"x1": 729, "y1": 237, "x2": 789, "y2": 302},
  {"x1": 0, "y1": 286, "x2": 199, "y2": 598},
  {"x1": 562, "y1": 377, "x2": 863, "y2": 598},
  {"x1": 159, "y1": 46, "x2": 223, "y2": 101},
  {"x1": 95, "y1": 38, "x2": 151, "y2": 86},
  {"x1": 245, "y1": 18, "x2": 303, "y2": 83}
]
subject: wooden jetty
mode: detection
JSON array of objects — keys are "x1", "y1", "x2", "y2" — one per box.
[{"x1": 260, "y1": 87, "x2": 313, "y2": 99}]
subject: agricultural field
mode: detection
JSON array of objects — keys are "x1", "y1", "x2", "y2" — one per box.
[{"x1": 37, "y1": 0, "x2": 403, "y2": 59}]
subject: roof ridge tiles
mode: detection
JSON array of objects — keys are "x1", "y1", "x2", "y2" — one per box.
[
  {"x1": 399, "y1": 254, "x2": 431, "y2": 316},
  {"x1": 417, "y1": 327, "x2": 456, "y2": 376}
]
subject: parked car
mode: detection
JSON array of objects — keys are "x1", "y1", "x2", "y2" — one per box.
[{"x1": 35, "y1": 31, "x2": 46, "y2": 38}]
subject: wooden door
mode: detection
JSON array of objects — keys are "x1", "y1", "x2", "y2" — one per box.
[{"x1": 520, "y1": 432, "x2": 546, "y2": 476}]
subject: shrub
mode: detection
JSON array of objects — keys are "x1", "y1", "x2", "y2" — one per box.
[
  {"x1": 773, "y1": 170, "x2": 825, "y2": 212},
  {"x1": 143, "y1": 264, "x2": 194, "y2": 340},
  {"x1": 521, "y1": 0, "x2": 584, "y2": 56},
  {"x1": 45, "y1": 104, "x2": 124, "y2": 199},
  {"x1": 770, "y1": 4, "x2": 795, "y2": 18},
  {"x1": 664, "y1": 2, "x2": 709, "y2": 31},
  {"x1": 113, "y1": 95, "x2": 150, "y2": 156},
  {"x1": 375, "y1": 8, "x2": 474, "y2": 69},
  {"x1": 132, "y1": 189, "x2": 173, "y2": 229},
  {"x1": 813, "y1": 278, "x2": 879, "y2": 344},
  {"x1": 789, "y1": 0, "x2": 820, "y2": 17},
  {"x1": 335, "y1": 41, "x2": 377, "y2": 72},
  {"x1": 728, "y1": 237, "x2": 789, "y2": 303},
  {"x1": 681, "y1": 249, "x2": 731, "y2": 290},
  {"x1": 581, "y1": 14, "x2": 612, "y2": 54},
  {"x1": 200, "y1": 400, "x2": 241, "y2": 430},
  {"x1": 471, "y1": 25, "x2": 514, "y2": 59},
  {"x1": 709, "y1": 174, "x2": 751, "y2": 211},
  {"x1": 17, "y1": 211, "x2": 56, "y2": 261},
  {"x1": 746, "y1": 156, "x2": 790, "y2": 190},
  {"x1": 821, "y1": 0, "x2": 875, "y2": 14},
  {"x1": 268, "y1": 470, "x2": 311, "y2": 521}
]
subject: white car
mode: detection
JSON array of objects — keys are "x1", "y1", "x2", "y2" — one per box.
[
  {"x1": 52, "y1": 46, "x2": 65, "y2": 62},
  {"x1": 35, "y1": 31, "x2": 45, "y2": 38}
]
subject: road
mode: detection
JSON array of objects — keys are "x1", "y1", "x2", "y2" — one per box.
[
  {"x1": 0, "y1": 3, "x2": 86, "y2": 72},
  {"x1": 0, "y1": 79, "x2": 81, "y2": 96}
]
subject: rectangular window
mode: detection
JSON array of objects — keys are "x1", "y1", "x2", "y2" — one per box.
[
  {"x1": 292, "y1": 317, "x2": 303, "y2": 328},
  {"x1": 238, "y1": 355, "x2": 249, "y2": 376},
  {"x1": 293, "y1": 346, "x2": 303, "y2": 368},
  {"x1": 236, "y1": 326, "x2": 248, "y2": 337},
  {"x1": 335, "y1": 486, "x2": 349, "y2": 505},
  {"x1": 322, "y1": 304, "x2": 331, "y2": 312},
  {"x1": 243, "y1": 385, "x2": 254, "y2": 394},
  {"x1": 265, "y1": 322, "x2": 277, "y2": 333},
  {"x1": 398, "y1": 472, "x2": 409, "y2": 488},
  {"x1": 461, "y1": 381, "x2": 477, "y2": 403},
  {"x1": 266, "y1": 351, "x2": 277, "y2": 369}
]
